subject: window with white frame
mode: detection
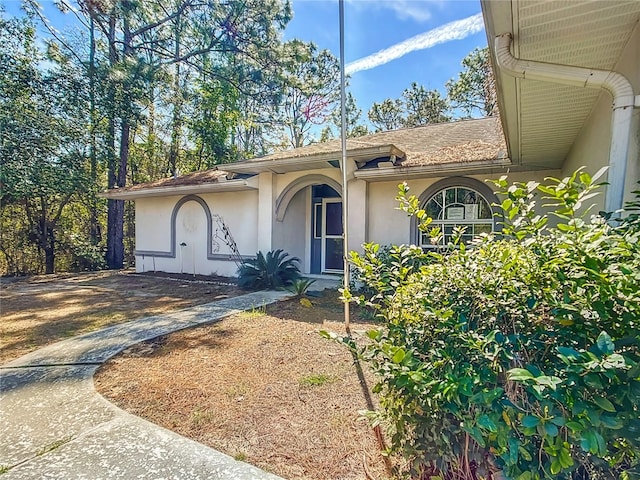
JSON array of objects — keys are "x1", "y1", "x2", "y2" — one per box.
[{"x1": 419, "y1": 183, "x2": 495, "y2": 247}]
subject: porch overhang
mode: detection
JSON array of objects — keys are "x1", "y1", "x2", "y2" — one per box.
[
  {"x1": 98, "y1": 178, "x2": 257, "y2": 200},
  {"x1": 354, "y1": 157, "x2": 512, "y2": 182},
  {"x1": 220, "y1": 144, "x2": 406, "y2": 175}
]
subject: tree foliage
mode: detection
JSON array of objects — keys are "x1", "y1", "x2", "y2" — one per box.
[
  {"x1": 1, "y1": 0, "x2": 325, "y2": 274},
  {"x1": 446, "y1": 46, "x2": 497, "y2": 118},
  {"x1": 276, "y1": 40, "x2": 340, "y2": 148},
  {"x1": 368, "y1": 98, "x2": 405, "y2": 132},
  {"x1": 368, "y1": 82, "x2": 450, "y2": 132},
  {"x1": 0, "y1": 16, "x2": 91, "y2": 273},
  {"x1": 320, "y1": 91, "x2": 369, "y2": 141}
]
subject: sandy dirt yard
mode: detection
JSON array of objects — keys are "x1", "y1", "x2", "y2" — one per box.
[
  {"x1": 95, "y1": 291, "x2": 394, "y2": 480},
  {"x1": 2, "y1": 271, "x2": 393, "y2": 478},
  {"x1": 0, "y1": 270, "x2": 242, "y2": 364}
]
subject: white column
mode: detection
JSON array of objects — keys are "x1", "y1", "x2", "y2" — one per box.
[
  {"x1": 347, "y1": 178, "x2": 367, "y2": 254},
  {"x1": 257, "y1": 172, "x2": 275, "y2": 253}
]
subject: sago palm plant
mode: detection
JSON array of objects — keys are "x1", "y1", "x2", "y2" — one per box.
[{"x1": 237, "y1": 249, "x2": 301, "y2": 290}]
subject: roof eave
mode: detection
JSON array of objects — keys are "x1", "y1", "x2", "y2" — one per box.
[
  {"x1": 354, "y1": 157, "x2": 513, "y2": 181},
  {"x1": 98, "y1": 179, "x2": 256, "y2": 200},
  {"x1": 221, "y1": 145, "x2": 406, "y2": 174}
]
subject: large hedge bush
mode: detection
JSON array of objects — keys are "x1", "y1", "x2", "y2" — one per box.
[{"x1": 338, "y1": 170, "x2": 640, "y2": 479}]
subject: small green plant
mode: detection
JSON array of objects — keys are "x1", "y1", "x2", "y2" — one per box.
[
  {"x1": 334, "y1": 168, "x2": 640, "y2": 480},
  {"x1": 190, "y1": 408, "x2": 215, "y2": 427},
  {"x1": 0, "y1": 465, "x2": 10, "y2": 474},
  {"x1": 238, "y1": 305, "x2": 266, "y2": 320},
  {"x1": 234, "y1": 452, "x2": 247, "y2": 462},
  {"x1": 299, "y1": 373, "x2": 335, "y2": 387},
  {"x1": 286, "y1": 278, "x2": 316, "y2": 297},
  {"x1": 36, "y1": 437, "x2": 72, "y2": 456},
  {"x1": 237, "y1": 249, "x2": 301, "y2": 290},
  {"x1": 225, "y1": 382, "x2": 250, "y2": 400}
]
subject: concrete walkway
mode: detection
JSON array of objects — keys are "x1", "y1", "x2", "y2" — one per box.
[{"x1": 0, "y1": 290, "x2": 295, "y2": 479}]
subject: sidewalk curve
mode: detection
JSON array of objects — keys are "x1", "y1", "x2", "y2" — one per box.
[{"x1": 0, "y1": 290, "x2": 293, "y2": 479}]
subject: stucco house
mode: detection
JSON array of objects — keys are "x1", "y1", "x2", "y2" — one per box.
[{"x1": 103, "y1": 0, "x2": 639, "y2": 278}]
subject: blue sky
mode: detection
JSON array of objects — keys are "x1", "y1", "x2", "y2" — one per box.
[
  {"x1": 3, "y1": 0, "x2": 487, "y2": 123},
  {"x1": 285, "y1": 0, "x2": 487, "y2": 121}
]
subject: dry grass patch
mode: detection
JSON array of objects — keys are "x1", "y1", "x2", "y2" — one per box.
[
  {"x1": 95, "y1": 291, "x2": 392, "y2": 480},
  {"x1": 0, "y1": 270, "x2": 241, "y2": 363}
]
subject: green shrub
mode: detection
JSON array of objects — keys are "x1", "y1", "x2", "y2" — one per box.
[
  {"x1": 237, "y1": 249, "x2": 301, "y2": 290},
  {"x1": 286, "y1": 278, "x2": 317, "y2": 297},
  {"x1": 348, "y1": 243, "x2": 431, "y2": 304},
  {"x1": 337, "y1": 169, "x2": 640, "y2": 479}
]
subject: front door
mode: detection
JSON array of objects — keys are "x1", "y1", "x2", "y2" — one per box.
[{"x1": 321, "y1": 198, "x2": 344, "y2": 273}]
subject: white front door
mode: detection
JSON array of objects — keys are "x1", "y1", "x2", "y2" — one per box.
[{"x1": 321, "y1": 198, "x2": 343, "y2": 273}]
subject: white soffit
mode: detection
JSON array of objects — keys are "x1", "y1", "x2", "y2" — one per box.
[{"x1": 490, "y1": 0, "x2": 640, "y2": 168}]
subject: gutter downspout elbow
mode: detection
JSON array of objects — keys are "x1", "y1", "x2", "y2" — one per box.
[{"x1": 494, "y1": 33, "x2": 636, "y2": 212}]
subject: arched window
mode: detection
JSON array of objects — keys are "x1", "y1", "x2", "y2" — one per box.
[{"x1": 411, "y1": 177, "x2": 499, "y2": 247}]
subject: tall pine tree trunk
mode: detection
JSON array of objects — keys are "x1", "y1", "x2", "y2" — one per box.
[
  {"x1": 168, "y1": 10, "x2": 183, "y2": 177},
  {"x1": 106, "y1": 6, "x2": 131, "y2": 269}
]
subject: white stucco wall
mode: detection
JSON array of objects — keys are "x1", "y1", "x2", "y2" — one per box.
[
  {"x1": 135, "y1": 196, "x2": 174, "y2": 253},
  {"x1": 135, "y1": 190, "x2": 258, "y2": 278},
  {"x1": 207, "y1": 190, "x2": 259, "y2": 257},
  {"x1": 273, "y1": 187, "x2": 308, "y2": 269},
  {"x1": 563, "y1": 23, "x2": 640, "y2": 212},
  {"x1": 367, "y1": 169, "x2": 560, "y2": 247},
  {"x1": 134, "y1": 163, "x2": 570, "y2": 278}
]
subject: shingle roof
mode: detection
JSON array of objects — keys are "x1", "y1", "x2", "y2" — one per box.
[
  {"x1": 112, "y1": 169, "x2": 228, "y2": 192},
  {"x1": 236, "y1": 116, "x2": 506, "y2": 166},
  {"x1": 108, "y1": 117, "x2": 506, "y2": 193}
]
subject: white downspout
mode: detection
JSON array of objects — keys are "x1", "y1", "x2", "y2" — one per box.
[{"x1": 494, "y1": 33, "x2": 637, "y2": 212}]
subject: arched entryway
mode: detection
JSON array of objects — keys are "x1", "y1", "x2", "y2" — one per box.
[
  {"x1": 310, "y1": 184, "x2": 342, "y2": 274},
  {"x1": 274, "y1": 175, "x2": 343, "y2": 274}
]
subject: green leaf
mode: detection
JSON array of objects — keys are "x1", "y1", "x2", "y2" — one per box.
[
  {"x1": 592, "y1": 397, "x2": 616, "y2": 412},
  {"x1": 557, "y1": 346, "x2": 580, "y2": 359},
  {"x1": 534, "y1": 375, "x2": 562, "y2": 389},
  {"x1": 477, "y1": 414, "x2": 497, "y2": 432},
  {"x1": 600, "y1": 415, "x2": 624, "y2": 429},
  {"x1": 585, "y1": 374, "x2": 605, "y2": 390},
  {"x1": 318, "y1": 330, "x2": 334, "y2": 339},
  {"x1": 558, "y1": 446, "x2": 573, "y2": 468},
  {"x1": 596, "y1": 331, "x2": 615, "y2": 355},
  {"x1": 519, "y1": 446, "x2": 533, "y2": 461},
  {"x1": 566, "y1": 421, "x2": 583, "y2": 433},
  {"x1": 507, "y1": 438, "x2": 520, "y2": 466},
  {"x1": 595, "y1": 432, "x2": 606, "y2": 455},
  {"x1": 366, "y1": 329, "x2": 381, "y2": 340},
  {"x1": 508, "y1": 368, "x2": 534, "y2": 381},
  {"x1": 391, "y1": 348, "x2": 406, "y2": 364},
  {"x1": 526, "y1": 296, "x2": 537, "y2": 309},
  {"x1": 544, "y1": 422, "x2": 559, "y2": 437},
  {"x1": 467, "y1": 427, "x2": 486, "y2": 448},
  {"x1": 522, "y1": 415, "x2": 540, "y2": 428}
]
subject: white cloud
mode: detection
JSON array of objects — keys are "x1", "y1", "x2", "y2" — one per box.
[
  {"x1": 347, "y1": 0, "x2": 437, "y2": 23},
  {"x1": 345, "y1": 12, "x2": 484, "y2": 75}
]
